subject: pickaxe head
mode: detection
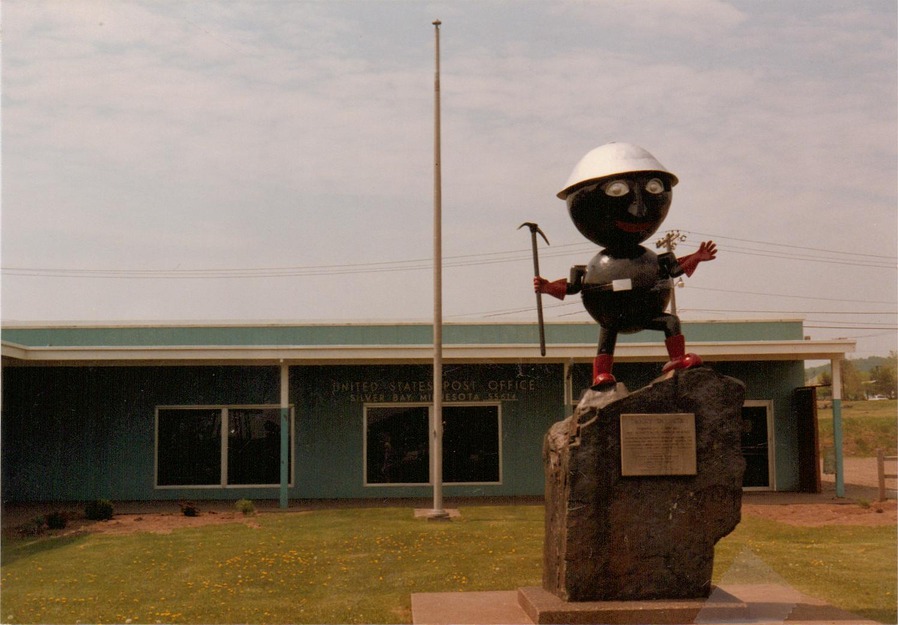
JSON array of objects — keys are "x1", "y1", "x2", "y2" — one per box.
[{"x1": 518, "y1": 221, "x2": 550, "y2": 246}]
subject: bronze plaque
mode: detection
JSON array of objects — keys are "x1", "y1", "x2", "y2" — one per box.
[{"x1": 620, "y1": 413, "x2": 696, "y2": 476}]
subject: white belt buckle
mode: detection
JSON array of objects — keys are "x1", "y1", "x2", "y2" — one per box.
[{"x1": 612, "y1": 278, "x2": 632, "y2": 292}]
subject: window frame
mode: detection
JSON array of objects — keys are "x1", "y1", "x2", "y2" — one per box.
[
  {"x1": 155, "y1": 404, "x2": 295, "y2": 490},
  {"x1": 362, "y1": 402, "x2": 503, "y2": 488}
]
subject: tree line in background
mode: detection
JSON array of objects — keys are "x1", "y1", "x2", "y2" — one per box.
[{"x1": 810, "y1": 352, "x2": 898, "y2": 401}]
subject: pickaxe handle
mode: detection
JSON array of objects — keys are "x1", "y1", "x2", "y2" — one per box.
[{"x1": 518, "y1": 222, "x2": 550, "y2": 356}]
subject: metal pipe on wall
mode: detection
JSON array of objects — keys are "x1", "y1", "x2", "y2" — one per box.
[{"x1": 280, "y1": 362, "x2": 290, "y2": 509}]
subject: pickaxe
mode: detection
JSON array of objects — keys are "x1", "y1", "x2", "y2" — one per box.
[{"x1": 518, "y1": 222, "x2": 550, "y2": 356}]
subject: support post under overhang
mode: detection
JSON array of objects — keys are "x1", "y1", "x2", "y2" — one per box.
[{"x1": 831, "y1": 357, "x2": 845, "y2": 498}]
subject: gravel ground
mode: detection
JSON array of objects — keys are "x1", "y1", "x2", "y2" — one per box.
[{"x1": 820, "y1": 456, "x2": 896, "y2": 498}]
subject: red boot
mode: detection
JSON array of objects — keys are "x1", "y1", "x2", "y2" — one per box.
[
  {"x1": 662, "y1": 334, "x2": 703, "y2": 373},
  {"x1": 592, "y1": 354, "x2": 616, "y2": 388}
]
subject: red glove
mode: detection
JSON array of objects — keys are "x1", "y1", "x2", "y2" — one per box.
[
  {"x1": 677, "y1": 241, "x2": 717, "y2": 277},
  {"x1": 534, "y1": 277, "x2": 568, "y2": 300}
]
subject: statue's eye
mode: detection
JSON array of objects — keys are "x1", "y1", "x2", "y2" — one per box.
[
  {"x1": 603, "y1": 180, "x2": 630, "y2": 197},
  {"x1": 644, "y1": 178, "x2": 665, "y2": 194}
]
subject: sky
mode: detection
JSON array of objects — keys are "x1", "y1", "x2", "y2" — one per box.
[{"x1": 2, "y1": 1, "x2": 896, "y2": 359}]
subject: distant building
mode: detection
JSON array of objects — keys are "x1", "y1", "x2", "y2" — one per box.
[{"x1": 1, "y1": 320, "x2": 853, "y2": 502}]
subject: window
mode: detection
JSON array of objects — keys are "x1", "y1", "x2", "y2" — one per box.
[
  {"x1": 365, "y1": 406, "x2": 430, "y2": 485},
  {"x1": 364, "y1": 404, "x2": 501, "y2": 486},
  {"x1": 156, "y1": 406, "x2": 293, "y2": 488},
  {"x1": 443, "y1": 405, "x2": 500, "y2": 483},
  {"x1": 228, "y1": 408, "x2": 286, "y2": 486},
  {"x1": 157, "y1": 409, "x2": 222, "y2": 486}
]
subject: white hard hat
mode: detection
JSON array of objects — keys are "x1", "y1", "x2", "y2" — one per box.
[{"x1": 557, "y1": 142, "x2": 678, "y2": 200}]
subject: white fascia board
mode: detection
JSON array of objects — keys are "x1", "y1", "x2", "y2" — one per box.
[
  {"x1": 2, "y1": 339, "x2": 855, "y2": 365},
  {"x1": 1, "y1": 342, "x2": 29, "y2": 360}
]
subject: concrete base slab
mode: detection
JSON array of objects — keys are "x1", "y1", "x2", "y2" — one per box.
[
  {"x1": 411, "y1": 590, "x2": 529, "y2": 624},
  {"x1": 518, "y1": 585, "x2": 746, "y2": 624},
  {"x1": 410, "y1": 583, "x2": 881, "y2": 624},
  {"x1": 413, "y1": 508, "x2": 461, "y2": 519}
]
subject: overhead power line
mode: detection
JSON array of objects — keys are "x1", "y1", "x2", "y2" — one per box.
[
  {"x1": 684, "y1": 308, "x2": 897, "y2": 316},
  {"x1": 459, "y1": 294, "x2": 896, "y2": 322},
  {"x1": 685, "y1": 231, "x2": 897, "y2": 261},
  {"x1": 0, "y1": 242, "x2": 593, "y2": 279},
  {"x1": 2, "y1": 229, "x2": 895, "y2": 278},
  {"x1": 717, "y1": 246, "x2": 895, "y2": 269},
  {"x1": 686, "y1": 285, "x2": 895, "y2": 306}
]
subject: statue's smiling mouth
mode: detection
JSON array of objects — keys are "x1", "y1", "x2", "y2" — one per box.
[{"x1": 615, "y1": 220, "x2": 652, "y2": 233}]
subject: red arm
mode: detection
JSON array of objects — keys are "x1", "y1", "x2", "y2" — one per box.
[
  {"x1": 533, "y1": 277, "x2": 568, "y2": 300},
  {"x1": 676, "y1": 241, "x2": 717, "y2": 277}
]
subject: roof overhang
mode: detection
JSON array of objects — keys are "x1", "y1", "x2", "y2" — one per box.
[{"x1": 2, "y1": 338, "x2": 856, "y2": 367}]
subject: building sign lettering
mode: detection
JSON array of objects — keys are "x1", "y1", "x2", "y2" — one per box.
[{"x1": 331, "y1": 377, "x2": 537, "y2": 403}]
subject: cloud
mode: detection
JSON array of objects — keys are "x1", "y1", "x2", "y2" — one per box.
[
  {"x1": 549, "y1": 0, "x2": 747, "y2": 42},
  {"x1": 1, "y1": 1, "x2": 894, "y2": 359}
]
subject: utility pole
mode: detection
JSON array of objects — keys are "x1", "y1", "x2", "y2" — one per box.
[{"x1": 656, "y1": 230, "x2": 687, "y2": 315}]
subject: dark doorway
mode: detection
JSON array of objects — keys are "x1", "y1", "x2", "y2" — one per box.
[
  {"x1": 741, "y1": 403, "x2": 772, "y2": 488},
  {"x1": 793, "y1": 386, "x2": 821, "y2": 493}
]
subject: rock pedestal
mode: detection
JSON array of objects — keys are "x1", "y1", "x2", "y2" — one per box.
[{"x1": 543, "y1": 367, "x2": 745, "y2": 601}]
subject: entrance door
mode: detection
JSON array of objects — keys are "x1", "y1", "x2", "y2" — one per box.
[
  {"x1": 792, "y1": 386, "x2": 821, "y2": 493},
  {"x1": 741, "y1": 401, "x2": 774, "y2": 489}
]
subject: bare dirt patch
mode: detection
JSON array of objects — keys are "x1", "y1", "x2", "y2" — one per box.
[
  {"x1": 63, "y1": 500, "x2": 896, "y2": 535},
  {"x1": 63, "y1": 511, "x2": 263, "y2": 536},
  {"x1": 742, "y1": 500, "x2": 897, "y2": 527}
]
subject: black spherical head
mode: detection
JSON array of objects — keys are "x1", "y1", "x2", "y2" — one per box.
[{"x1": 566, "y1": 172, "x2": 673, "y2": 249}]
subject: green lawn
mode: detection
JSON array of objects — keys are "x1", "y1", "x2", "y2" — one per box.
[
  {"x1": 2, "y1": 506, "x2": 895, "y2": 624},
  {"x1": 715, "y1": 516, "x2": 897, "y2": 624},
  {"x1": 818, "y1": 399, "x2": 897, "y2": 456}
]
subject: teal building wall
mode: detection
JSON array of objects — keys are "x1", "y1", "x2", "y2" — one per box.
[
  {"x1": 1, "y1": 320, "x2": 804, "y2": 350},
  {"x1": 714, "y1": 360, "x2": 807, "y2": 491},
  {"x1": 1, "y1": 358, "x2": 805, "y2": 502},
  {"x1": 1, "y1": 366, "x2": 280, "y2": 502},
  {"x1": 292, "y1": 363, "x2": 564, "y2": 499},
  {"x1": 0, "y1": 320, "x2": 823, "y2": 502},
  {"x1": 2, "y1": 363, "x2": 566, "y2": 502}
]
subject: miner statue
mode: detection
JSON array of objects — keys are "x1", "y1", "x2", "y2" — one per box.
[{"x1": 534, "y1": 142, "x2": 717, "y2": 388}]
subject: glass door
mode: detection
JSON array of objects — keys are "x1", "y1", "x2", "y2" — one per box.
[{"x1": 741, "y1": 401, "x2": 774, "y2": 489}]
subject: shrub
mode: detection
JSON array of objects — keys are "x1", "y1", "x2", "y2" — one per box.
[
  {"x1": 17, "y1": 516, "x2": 46, "y2": 537},
  {"x1": 46, "y1": 510, "x2": 69, "y2": 530},
  {"x1": 235, "y1": 499, "x2": 255, "y2": 516},
  {"x1": 180, "y1": 501, "x2": 200, "y2": 517},
  {"x1": 85, "y1": 499, "x2": 114, "y2": 521}
]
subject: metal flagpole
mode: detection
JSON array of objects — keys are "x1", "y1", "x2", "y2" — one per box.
[{"x1": 429, "y1": 19, "x2": 449, "y2": 519}]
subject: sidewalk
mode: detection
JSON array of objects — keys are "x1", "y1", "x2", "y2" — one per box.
[
  {"x1": 739, "y1": 456, "x2": 896, "y2": 505},
  {"x1": 820, "y1": 456, "x2": 897, "y2": 500},
  {"x1": 410, "y1": 583, "x2": 881, "y2": 624}
]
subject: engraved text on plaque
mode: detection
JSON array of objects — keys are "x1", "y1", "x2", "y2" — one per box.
[{"x1": 620, "y1": 413, "x2": 697, "y2": 476}]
